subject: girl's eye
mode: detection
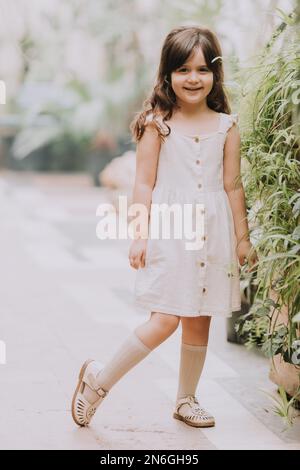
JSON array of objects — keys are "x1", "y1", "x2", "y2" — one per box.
[{"x1": 178, "y1": 68, "x2": 209, "y2": 73}]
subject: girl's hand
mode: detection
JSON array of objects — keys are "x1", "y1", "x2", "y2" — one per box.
[
  {"x1": 236, "y1": 240, "x2": 258, "y2": 273},
  {"x1": 128, "y1": 238, "x2": 148, "y2": 270}
]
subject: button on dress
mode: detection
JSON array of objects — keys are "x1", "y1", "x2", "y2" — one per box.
[{"x1": 134, "y1": 112, "x2": 242, "y2": 318}]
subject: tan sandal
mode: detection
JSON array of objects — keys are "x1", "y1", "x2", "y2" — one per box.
[
  {"x1": 71, "y1": 359, "x2": 108, "y2": 427},
  {"x1": 173, "y1": 395, "x2": 215, "y2": 428}
]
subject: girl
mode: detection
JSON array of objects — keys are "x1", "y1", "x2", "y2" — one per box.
[{"x1": 71, "y1": 25, "x2": 258, "y2": 429}]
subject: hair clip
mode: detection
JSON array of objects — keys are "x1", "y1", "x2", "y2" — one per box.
[{"x1": 211, "y1": 56, "x2": 222, "y2": 63}]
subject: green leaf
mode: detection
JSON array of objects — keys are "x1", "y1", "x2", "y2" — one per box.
[
  {"x1": 292, "y1": 312, "x2": 300, "y2": 323},
  {"x1": 292, "y1": 226, "x2": 300, "y2": 241}
]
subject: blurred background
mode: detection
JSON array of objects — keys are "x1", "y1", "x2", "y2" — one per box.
[
  {"x1": 0, "y1": 0, "x2": 299, "y2": 450},
  {"x1": 0, "y1": 0, "x2": 294, "y2": 183}
]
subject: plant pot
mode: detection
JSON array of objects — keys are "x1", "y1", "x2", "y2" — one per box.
[
  {"x1": 226, "y1": 304, "x2": 248, "y2": 344},
  {"x1": 226, "y1": 276, "x2": 257, "y2": 344},
  {"x1": 268, "y1": 289, "x2": 300, "y2": 399}
]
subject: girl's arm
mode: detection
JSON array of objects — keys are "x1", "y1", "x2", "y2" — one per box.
[
  {"x1": 128, "y1": 121, "x2": 161, "y2": 269},
  {"x1": 223, "y1": 123, "x2": 258, "y2": 271}
]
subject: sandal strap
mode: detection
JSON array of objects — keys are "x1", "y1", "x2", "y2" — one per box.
[
  {"x1": 84, "y1": 364, "x2": 109, "y2": 398},
  {"x1": 176, "y1": 395, "x2": 213, "y2": 418},
  {"x1": 176, "y1": 395, "x2": 198, "y2": 412},
  {"x1": 94, "y1": 386, "x2": 108, "y2": 398}
]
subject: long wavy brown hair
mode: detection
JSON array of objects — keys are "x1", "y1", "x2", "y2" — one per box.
[{"x1": 130, "y1": 25, "x2": 231, "y2": 143}]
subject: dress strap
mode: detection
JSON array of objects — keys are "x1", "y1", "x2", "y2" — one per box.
[
  {"x1": 219, "y1": 113, "x2": 239, "y2": 134},
  {"x1": 145, "y1": 111, "x2": 169, "y2": 136},
  {"x1": 145, "y1": 111, "x2": 155, "y2": 124}
]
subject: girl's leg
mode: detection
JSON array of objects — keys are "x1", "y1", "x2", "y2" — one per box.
[
  {"x1": 135, "y1": 311, "x2": 181, "y2": 349},
  {"x1": 173, "y1": 316, "x2": 215, "y2": 427},
  {"x1": 176, "y1": 315, "x2": 211, "y2": 400},
  {"x1": 83, "y1": 312, "x2": 180, "y2": 403}
]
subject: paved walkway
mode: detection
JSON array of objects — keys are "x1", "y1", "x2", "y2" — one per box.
[{"x1": 0, "y1": 171, "x2": 299, "y2": 450}]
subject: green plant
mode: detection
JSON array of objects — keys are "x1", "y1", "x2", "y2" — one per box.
[
  {"x1": 236, "y1": 5, "x2": 300, "y2": 419},
  {"x1": 235, "y1": 298, "x2": 271, "y2": 349},
  {"x1": 261, "y1": 385, "x2": 300, "y2": 428}
]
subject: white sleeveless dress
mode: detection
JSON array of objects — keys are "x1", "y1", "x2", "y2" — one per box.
[{"x1": 134, "y1": 112, "x2": 242, "y2": 318}]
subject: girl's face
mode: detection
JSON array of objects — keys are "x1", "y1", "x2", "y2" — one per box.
[{"x1": 170, "y1": 47, "x2": 214, "y2": 108}]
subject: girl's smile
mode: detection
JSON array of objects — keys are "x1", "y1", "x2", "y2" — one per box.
[{"x1": 183, "y1": 87, "x2": 204, "y2": 91}]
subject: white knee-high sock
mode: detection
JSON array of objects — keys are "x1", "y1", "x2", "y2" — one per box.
[
  {"x1": 176, "y1": 343, "x2": 207, "y2": 401},
  {"x1": 95, "y1": 331, "x2": 152, "y2": 392}
]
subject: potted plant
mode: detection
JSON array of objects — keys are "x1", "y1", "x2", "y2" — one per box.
[{"x1": 235, "y1": 7, "x2": 300, "y2": 418}]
